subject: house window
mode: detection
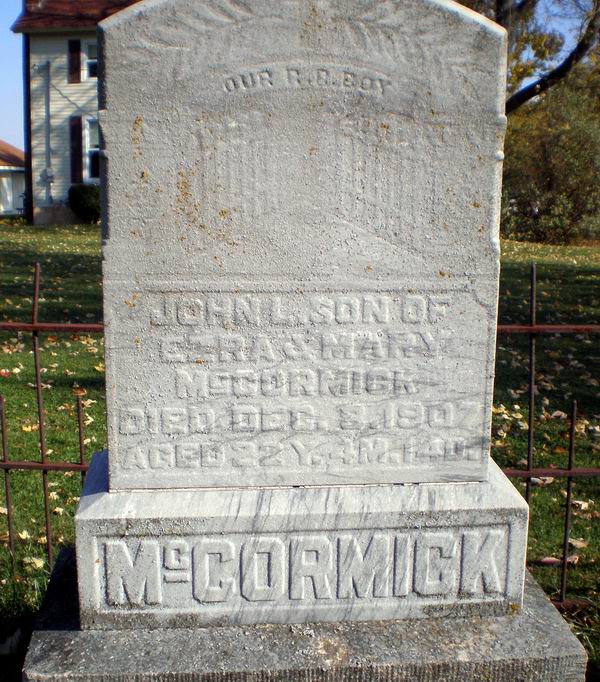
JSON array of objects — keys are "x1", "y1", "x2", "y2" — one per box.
[
  {"x1": 85, "y1": 119, "x2": 100, "y2": 182},
  {"x1": 84, "y1": 42, "x2": 98, "y2": 79}
]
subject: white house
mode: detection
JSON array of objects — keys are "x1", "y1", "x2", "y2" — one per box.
[
  {"x1": 0, "y1": 139, "x2": 26, "y2": 216},
  {"x1": 13, "y1": 0, "x2": 140, "y2": 224}
]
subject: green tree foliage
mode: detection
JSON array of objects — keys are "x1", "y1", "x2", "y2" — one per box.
[
  {"x1": 459, "y1": 0, "x2": 600, "y2": 111},
  {"x1": 458, "y1": 2, "x2": 600, "y2": 242},
  {"x1": 502, "y1": 61, "x2": 600, "y2": 243}
]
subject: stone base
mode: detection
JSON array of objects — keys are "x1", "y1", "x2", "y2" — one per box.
[
  {"x1": 33, "y1": 203, "x2": 77, "y2": 225},
  {"x1": 23, "y1": 550, "x2": 586, "y2": 681},
  {"x1": 76, "y1": 452, "x2": 528, "y2": 628}
]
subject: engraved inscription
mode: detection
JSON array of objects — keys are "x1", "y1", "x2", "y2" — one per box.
[
  {"x1": 113, "y1": 288, "x2": 491, "y2": 481},
  {"x1": 99, "y1": 526, "x2": 508, "y2": 611},
  {"x1": 223, "y1": 65, "x2": 392, "y2": 96}
]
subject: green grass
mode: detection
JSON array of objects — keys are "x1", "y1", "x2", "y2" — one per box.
[
  {"x1": 495, "y1": 239, "x2": 600, "y2": 675},
  {"x1": 0, "y1": 220, "x2": 105, "y2": 628},
  {"x1": 0, "y1": 221, "x2": 599, "y2": 674}
]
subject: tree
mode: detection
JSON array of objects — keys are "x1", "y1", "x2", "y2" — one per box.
[
  {"x1": 460, "y1": 0, "x2": 600, "y2": 113},
  {"x1": 501, "y1": 60, "x2": 600, "y2": 242}
]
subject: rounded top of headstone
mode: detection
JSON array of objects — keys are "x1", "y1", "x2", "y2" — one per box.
[
  {"x1": 99, "y1": 0, "x2": 507, "y2": 118},
  {"x1": 103, "y1": 0, "x2": 505, "y2": 37}
]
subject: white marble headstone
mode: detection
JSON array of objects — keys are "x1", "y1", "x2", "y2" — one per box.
[{"x1": 100, "y1": 0, "x2": 507, "y2": 489}]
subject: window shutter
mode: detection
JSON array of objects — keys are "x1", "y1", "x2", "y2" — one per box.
[
  {"x1": 70, "y1": 116, "x2": 83, "y2": 183},
  {"x1": 68, "y1": 40, "x2": 81, "y2": 84}
]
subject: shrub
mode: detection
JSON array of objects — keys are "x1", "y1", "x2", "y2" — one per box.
[{"x1": 68, "y1": 184, "x2": 100, "y2": 224}]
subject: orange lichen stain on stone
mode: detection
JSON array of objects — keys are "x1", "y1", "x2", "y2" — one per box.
[
  {"x1": 438, "y1": 271, "x2": 447, "y2": 277},
  {"x1": 305, "y1": 4, "x2": 324, "y2": 30},
  {"x1": 140, "y1": 169, "x2": 150, "y2": 182},
  {"x1": 316, "y1": 638, "x2": 348, "y2": 666},
  {"x1": 176, "y1": 168, "x2": 202, "y2": 228},
  {"x1": 219, "y1": 208, "x2": 229, "y2": 219},
  {"x1": 472, "y1": 202, "x2": 481, "y2": 208},
  {"x1": 132, "y1": 115, "x2": 144, "y2": 157},
  {"x1": 124, "y1": 293, "x2": 140, "y2": 308}
]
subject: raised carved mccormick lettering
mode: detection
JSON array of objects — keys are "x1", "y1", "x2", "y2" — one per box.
[{"x1": 99, "y1": 525, "x2": 508, "y2": 613}]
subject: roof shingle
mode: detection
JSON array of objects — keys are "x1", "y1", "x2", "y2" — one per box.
[
  {"x1": 13, "y1": 1, "x2": 142, "y2": 33},
  {"x1": 0, "y1": 140, "x2": 25, "y2": 168}
]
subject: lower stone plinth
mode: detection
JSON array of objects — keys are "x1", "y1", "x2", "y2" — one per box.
[
  {"x1": 76, "y1": 452, "x2": 528, "y2": 628},
  {"x1": 23, "y1": 550, "x2": 586, "y2": 681}
]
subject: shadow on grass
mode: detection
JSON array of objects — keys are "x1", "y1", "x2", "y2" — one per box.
[{"x1": 0, "y1": 242, "x2": 102, "y2": 324}]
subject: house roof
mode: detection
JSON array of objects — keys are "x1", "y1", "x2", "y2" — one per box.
[
  {"x1": 0, "y1": 140, "x2": 25, "y2": 168},
  {"x1": 13, "y1": 1, "x2": 142, "y2": 33}
]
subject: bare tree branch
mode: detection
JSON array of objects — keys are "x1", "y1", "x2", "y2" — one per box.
[
  {"x1": 506, "y1": 3, "x2": 600, "y2": 113},
  {"x1": 496, "y1": 0, "x2": 537, "y2": 26}
]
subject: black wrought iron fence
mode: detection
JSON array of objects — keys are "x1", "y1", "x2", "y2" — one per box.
[{"x1": 0, "y1": 262, "x2": 599, "y2": 607}]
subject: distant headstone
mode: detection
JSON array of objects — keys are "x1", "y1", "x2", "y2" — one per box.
[{"x1": 75, "y1": 0, "x2": 529, "y2": 629}]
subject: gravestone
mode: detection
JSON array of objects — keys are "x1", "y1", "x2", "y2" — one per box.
[
  {"x1": 102, "y1": 0, "x2": 507, "y2": 490},
  {"x1": 71, "y1": 0, "x2": 533, "y2": 629},
  {"x1": 22, "y1": 1, "x2": 588, "y2": 678},
  {"x1": 19, "y1": 0, "x2": 588, "y2": 679}
]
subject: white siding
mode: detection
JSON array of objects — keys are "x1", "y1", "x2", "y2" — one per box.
[
  {"x1": 29, "y1": 32, "x2": 98, "y2": 215},
  {"x1": 0, "y1": 169, "x2": 25, "y2": 214}
]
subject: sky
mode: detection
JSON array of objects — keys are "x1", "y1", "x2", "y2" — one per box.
[{"x1": 0, "y1": 0, "x2": 23, "y2": 149}]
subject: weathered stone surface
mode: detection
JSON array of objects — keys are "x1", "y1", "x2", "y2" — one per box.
[
  {"x1": 23, "y1": 551, "x2": 586, "y2": 681},
  {"x1": 99, "y1": 0, "x2": 507, "y2": 489},
  {"x1": 76, "y1": 451, "x2": 527, "y2": 628}
]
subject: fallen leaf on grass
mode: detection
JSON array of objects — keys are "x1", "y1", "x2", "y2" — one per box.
[
  {"x1": 17, "y1": 530, "x2": 31, "y2": 540},
  {"x1": 0, "y1": 506, "x2": 7, "y2": 515},
  {"x1": 540, "y1": 555, "x2": 579, "y2": 567},
  {"x1": 569, "y1": 538, "x2": 588, "y2": 550},
  {"x1": 52, "y1": 507, "x2": 64, "y2": 516},
  {"x1": 531, "y1": 477, "x2": 554, "y2": 487},
  {"x1": 572, "y1": 500, "x2": 591, "y2": 511},
  {"x1": 23, "y1": 557, "x2": 45, "y2": 570}
]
